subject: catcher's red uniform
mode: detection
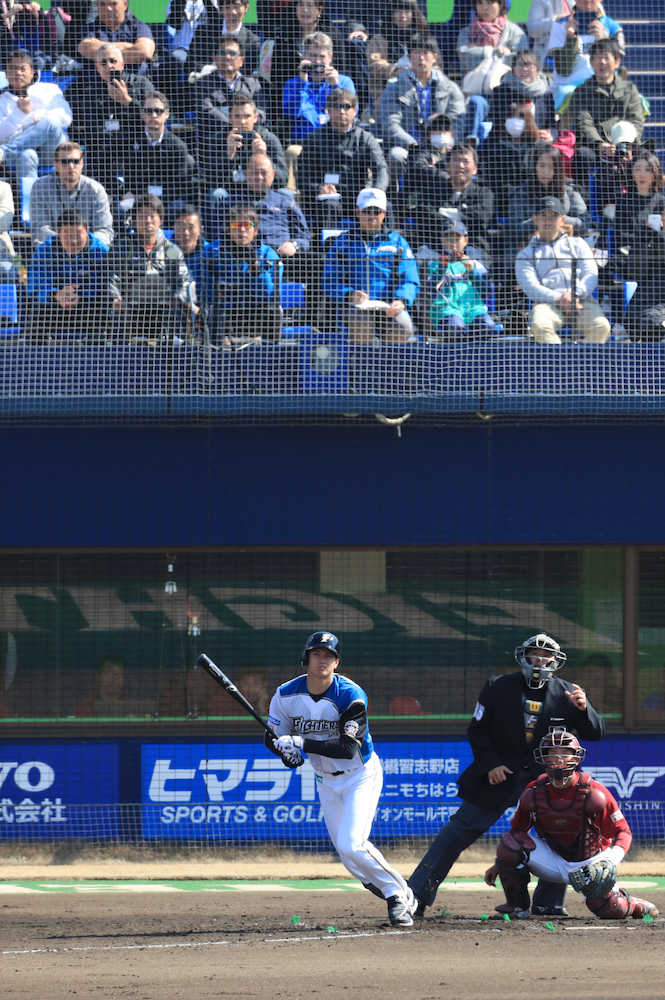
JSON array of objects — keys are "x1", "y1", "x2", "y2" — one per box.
[{"x1": 511, "y1": 771, "x2": 632, "y2": 863}]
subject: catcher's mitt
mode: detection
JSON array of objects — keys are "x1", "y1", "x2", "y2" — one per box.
[{"x1": 569, "y1": 859, "x2": 617, "y2": 898}]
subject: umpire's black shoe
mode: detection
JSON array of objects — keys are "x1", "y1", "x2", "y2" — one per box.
[
  {"x1": 531, "y1": 904, "x2": 569, "y2": 917},
  {"x1": 413, "y1": 899, "x2": 426, "y2": 920}
]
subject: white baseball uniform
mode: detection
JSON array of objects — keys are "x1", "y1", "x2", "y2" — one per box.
[{"x1": 268, "y1": 672, "x2": 409, "y2": 900}]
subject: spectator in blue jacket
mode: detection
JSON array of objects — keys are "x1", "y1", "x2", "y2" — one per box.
[
  {"x1": 213, "y1": 203, "x2": 283, "y2": 342},
  {"x1": 27, "y1": 209, "x2": 110, "y2": 341},
  {"x1": 322, "y1": 187, "x2": 420, "y2": 343},
  {"x1": 282, "y1": 31, "x2": 356, "y2": 143}
]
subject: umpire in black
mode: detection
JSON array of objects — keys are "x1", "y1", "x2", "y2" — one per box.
[{"x1": 409, "y1": 633, "x2": 606, "y2": 918}]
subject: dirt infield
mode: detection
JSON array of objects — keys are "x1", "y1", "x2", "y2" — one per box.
[{"x1": 1, "y1": 880, "x2": 663, "y2": 1000}]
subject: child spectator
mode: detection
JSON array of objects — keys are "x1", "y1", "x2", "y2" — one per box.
[{"x1": 426, "y1": 220, "x2": 499, "y2": 339}]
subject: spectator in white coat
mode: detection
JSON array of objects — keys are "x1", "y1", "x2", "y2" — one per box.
[{"x1": 0, "y1": 50, "x2": 72, "y2": 181}]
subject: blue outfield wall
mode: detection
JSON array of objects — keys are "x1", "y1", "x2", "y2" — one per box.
[
  {"x1": 0, "y1": 736, "x2": 661, "y2": 843},
  {"x1": 2, "y1": 421, "x2": 665, "y2": 546}
]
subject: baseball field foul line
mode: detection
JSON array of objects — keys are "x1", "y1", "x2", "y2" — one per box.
[{"x1": 0, "y1": 929, "x2": 408, "y2": 957}]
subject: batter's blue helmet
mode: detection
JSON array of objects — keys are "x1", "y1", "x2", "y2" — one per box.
[{"x1": 301, "y1": 631, "x2": 341, "y2": 666}]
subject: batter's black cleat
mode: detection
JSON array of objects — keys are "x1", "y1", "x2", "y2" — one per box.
[
  {"x1": 531, "y1": 904, "x2": 569, "y2": 917},
  {"x1": 387, "y1": 891, "x2": 414, "y2": 927}
]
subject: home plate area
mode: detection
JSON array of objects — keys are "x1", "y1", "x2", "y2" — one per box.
[{"x1": 2, "y1": 881, "x2": 663, "y2": 1000}]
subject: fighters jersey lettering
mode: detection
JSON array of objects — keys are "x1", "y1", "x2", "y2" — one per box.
[{"x1": 268, "y1": 673, "x2": 373, "y2": 776}]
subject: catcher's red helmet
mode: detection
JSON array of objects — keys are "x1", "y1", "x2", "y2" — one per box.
[{"x1": 534, "y1": 726, "x2": 586, "y2": 785}]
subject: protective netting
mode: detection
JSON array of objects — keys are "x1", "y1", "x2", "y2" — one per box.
[
  {"x1": 0, "y1": 548, "x2": 627, "y2": 719},
  {"x1": 1, "y1": 546, "x2": 663, "y2": 850},
  {"x1": 0, "y1": 0, "x2": 662, "y2": 424}
]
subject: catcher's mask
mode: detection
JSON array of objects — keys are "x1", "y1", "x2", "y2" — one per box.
[
  {"x1": 514, "y1": 633, "x2": 567, "y2": 689},
  {"x1": 534, "y1": 726, "x2": 586, "y2": 788}
]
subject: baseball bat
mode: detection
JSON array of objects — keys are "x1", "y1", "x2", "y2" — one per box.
[{"x1": 197, "y1": 652, "x2": 273, "y2": 736}]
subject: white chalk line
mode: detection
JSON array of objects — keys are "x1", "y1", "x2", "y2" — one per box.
[{"x1": 0, "y1": 928, "x2": 406, "y2": 957}]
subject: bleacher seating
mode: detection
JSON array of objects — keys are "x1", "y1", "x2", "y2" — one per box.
[
  {"x1": 621, "y1": 0, "x2": 665, "y2": 162},
  {"x1": 0, "y1": 0, "x2": 660, "y2": 421}
]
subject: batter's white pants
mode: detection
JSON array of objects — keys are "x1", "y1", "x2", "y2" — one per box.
[
  {"x1": 317, "y1": 752, "x2": 409, "y2": 900},
  {"x1": 527, "y1": 832, "x2": 620, "y2": 884}
]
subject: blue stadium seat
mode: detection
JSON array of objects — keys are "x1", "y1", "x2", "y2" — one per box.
[
  {"x1": 0, "y1": 283, "x2": 19, "y2": 337},
  {"x1": 280, "y1": 281, "x2": 308, "y2": 335},
  {"x1": 280, "y1": 281, "x2": 306, "y2": 311}
]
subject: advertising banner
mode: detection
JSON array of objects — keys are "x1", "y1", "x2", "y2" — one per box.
[
  {"x1": 142, "y1": 738, "x2": 665, "y2": 843},
  {"x1": 0, "y1": 744, "x2": 119, "y2": 840},
  {"x1": 140, "y1": 740, "x2": 474, "y2": 841}
]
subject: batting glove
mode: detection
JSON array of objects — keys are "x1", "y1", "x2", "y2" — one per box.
[{"x1": 274, "y1": 735, "x2": 304, "y2": 754}]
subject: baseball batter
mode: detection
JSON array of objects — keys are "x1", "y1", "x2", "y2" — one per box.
[
  {"x1": 266, "y1": 631, "x2": 416, "y2": 927},
  {"x1": 485, "y1": 727, "x2": 659, "y2": 919}
]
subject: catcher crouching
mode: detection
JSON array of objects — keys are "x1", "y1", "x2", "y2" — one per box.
[{"x1": 485, "y1": 727, "x2": 659, "y2": 920}]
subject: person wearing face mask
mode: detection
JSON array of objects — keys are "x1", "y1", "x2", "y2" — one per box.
[
  {"x1": 400, "y1": 137, "x2": 495, "y2": 255},
  {"x1": 407, "y1": 633, "x2": 606, "y2": 922},
  {"x1": 488, "y1": 50, "x2": 557, "y2": 145},
  {"x1": 484, "y1": 727, "x2": 657, "y2": 921},
  {"x1": 480, "y1": 98, "x2": 541, "y2": 217}
]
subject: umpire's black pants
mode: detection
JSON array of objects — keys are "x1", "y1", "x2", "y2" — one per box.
[{"x1": 407, "y1": 797, "x2": 566, "y2": 911}]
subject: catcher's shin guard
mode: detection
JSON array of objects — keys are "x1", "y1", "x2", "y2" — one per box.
[
  {"x1": 495, "y1": 865, "x2": 531, "y2": 914},
  {"x1": 585, "y1": 888, "x2": 658, "y2": 919}
]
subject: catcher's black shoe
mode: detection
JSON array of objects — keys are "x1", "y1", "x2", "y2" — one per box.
[{"x1": 531, "y1": 904, "x2": 569, "y2": 917}]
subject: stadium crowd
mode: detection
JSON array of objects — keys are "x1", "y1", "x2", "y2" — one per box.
[{"x1": 0, "y1": 0, "x2": 662, "y2": 345}]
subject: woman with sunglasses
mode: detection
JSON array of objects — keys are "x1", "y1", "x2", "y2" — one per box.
[{"x1": 214, "y1": 204, "x2": 283, "y2": 343}]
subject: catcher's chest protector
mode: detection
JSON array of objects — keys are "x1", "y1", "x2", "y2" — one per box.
[{"x1": 531, "y1": 775, "x2": 603, "y2": 862}]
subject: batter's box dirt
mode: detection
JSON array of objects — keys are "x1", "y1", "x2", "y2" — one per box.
[{"x1": 1, "y1": 888, "x2": 664, "y2": 1000}]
